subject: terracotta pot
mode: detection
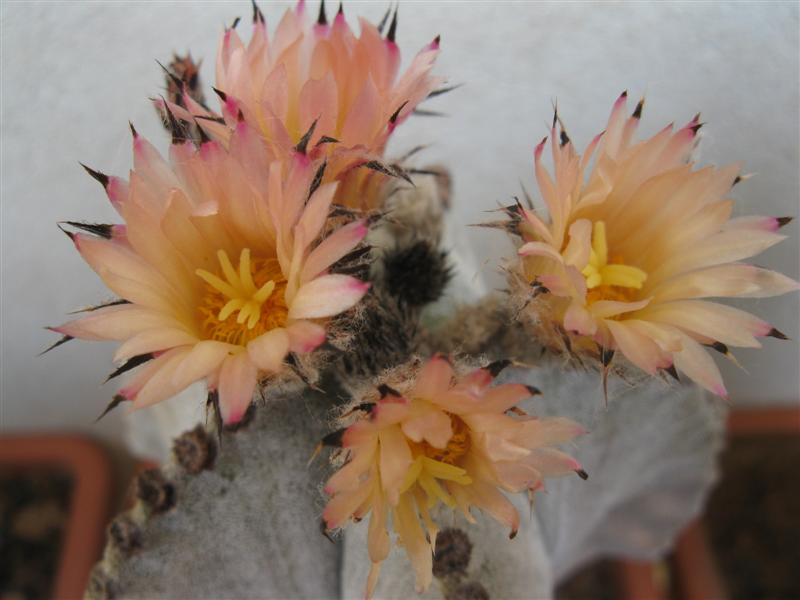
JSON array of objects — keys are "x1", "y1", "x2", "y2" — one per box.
[
  {"x1": 615, "y1": 559, "x2": 667, "y2": 600},
  {"x1": 0, "y1": 435, "x2": 113, "y2": 599},
  {"x1": 615, "y1": 406, "x2": 800, "y2": 600}
]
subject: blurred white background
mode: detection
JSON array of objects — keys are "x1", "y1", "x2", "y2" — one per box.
[{"x1": 2, "y1": 1, "x2": 798, "y2": 444}]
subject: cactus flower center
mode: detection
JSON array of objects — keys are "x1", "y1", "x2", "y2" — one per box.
[
  {"x1": 196, "y1": 248, "x2": 288, "y2": 345},
  {"x1": 422, "y1": 415, "x2": 471, "y2": 465},
  {"x1": 582, "y1": 221, "x2": 647, "y2": 303}
]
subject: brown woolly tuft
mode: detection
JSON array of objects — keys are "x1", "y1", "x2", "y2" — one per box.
[
  {"x1": 135, "y1": 469, "x2": 175, "y2": 514},
  {"x1": 447, "y1": 581, "x2": 490, "y2": 600},
  {"x1": 173, "y1": 425, "x2": 217, "y2": 474},
  {"x1": 433, "y1": 528, "x2": 473, "y2": 578},
  {"x1": 107, "y1": 514, "x2": 142, "y2": 555}
]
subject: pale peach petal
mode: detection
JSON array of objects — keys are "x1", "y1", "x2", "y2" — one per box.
[
  {"x1": 286, "y1": 320, "x2": 326, "y2": 353},
  {"x1": 367, "y1": 495, "x2": 390, "y2": 563},
  {"x1": 562, "y1": 218, "x2": 592, "y2": 269},
  {"x1": 471, "y1": 385, "x2": 533, "y2": 414},
  {"x1": 516, "y1": 417, "x2": 587, "y2": 449},
  {"x1": 652, "y1": 264, "x2": 800, "y2": 301},
  {"x1": 288, "y1": 274, "x2": 369, "y2": 319},
  {"x1": 393, "y1": 493, "x2": 433, "y2": 593},
  {"x1": 323, "y1": 481, "x2": 373, "y2": 530},
  {"x1": 129, "y1": 347, "x2": 192, "y2": 410},
  {"x1": 606, "y1": 319, "x2": 671, "y2": 374},
  {"x1": 589, "y1": 297, "x2": 651, "y2": 319},
  {"x1": 117, "y1": 347, "x2": 184, "y2": 402},
  {"x1": 296, "y1": 182, "x2": 338, "y2": 245},
  {"x1": 301, "y1": 219, "x2": 368, "y2": 283},
  {"x1": 378, "y1": 426, "x2": 413, "y2": 503},
  {"x1": 114, "y1": 328, "x2": 198, "y2": 363},
  {"x1": 171, "y1": 340, "x2": 235, "y2": 388},
  {"x1": 246, "y1": 328, "x2": 290, "y2": 372},
  {"x1": 526, "y1": 447, "x2": 582, "y2": 476},
  {"x1": 564, "y1": 300, "x2": 597, "y2": 335},
  {"x1": 638, "y1": 300, "x2": 770, "y2": 347},
  {"x1": 466, "y1": 481, "x2": 520, "y2": 537},
  {"x1": 218, "y1": 352, "x2": 259, "y2": 424},
  {"x1": 671, "y1": 330, "x2": 728, "y2": 398},
  {"x1": 518, "y1": 241, "x2": 564, "y2": 262},
  {"x1": 51, "y1": 305, "x2": 174, "y2": 341},
  {"x1": 401, "y1": 408, "x2": 452, "y2": 449},
  {"x1": 412, "y1": 355, "x2": 454, "y2": 399}
]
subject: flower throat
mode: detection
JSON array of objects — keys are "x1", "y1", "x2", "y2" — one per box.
[
  {"x1": 581, "y1": 221, "x2": 647, "y2": 304},
  {"x1": 196, "y1": 248, "x2": 288, "y2": 346}
]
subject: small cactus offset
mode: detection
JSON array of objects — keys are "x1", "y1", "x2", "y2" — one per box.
[{"x1": 38, "y1": 2, "x2": 796, "y2": 599}]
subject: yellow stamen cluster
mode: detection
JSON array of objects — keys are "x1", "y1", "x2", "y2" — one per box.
[
  {"x1": 196, "y1": 249, "x2": 288, "y2": 345},
  {"x1": 401, "y1": 415, "x2": 473, "y2": 509},
  {"x1": 581, "y1": 221, "x2": 647, "y2": 302}
]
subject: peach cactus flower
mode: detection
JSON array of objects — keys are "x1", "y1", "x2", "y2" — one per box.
[
  {"x1": 513, "y1": 93, "x2": 798, "y2": 398},
  {"x1": 50, "y1": 121, "x2": 369, "y2": 424},
  {"x1": 164, "y1": 0, "x2": 443, "y2": 209},
  {"x1": 322, "y1": 356, "x2": 585, "y2": 596}
]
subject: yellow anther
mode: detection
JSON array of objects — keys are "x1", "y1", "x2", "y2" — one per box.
[
  {"x1": 195, "y1": 248, "x2": 280, "y2": 331},
  {"x1": 581, "y1": 221, "x2": 647, "y2": 292}
]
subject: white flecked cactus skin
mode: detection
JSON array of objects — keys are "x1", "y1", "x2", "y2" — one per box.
[{"x1": 88, "y1": 176, "x2": 727, "y2": 600}]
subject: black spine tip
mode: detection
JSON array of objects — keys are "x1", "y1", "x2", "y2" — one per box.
[
  {"x1": 576, "y1": 469, "x2": 589, "y2": 481},
  {"x1": 632, "y1": 98, "x2": 644, "y2": 119},
  {"x1": 315, "y1": 135, "x2": 340, "y2": 147},
  {"x1": 377, "y1": 5, "x2": 391, "y2": 34},
  {"x1": 251, "y1": 0, "x2": 264, "y2": 23},
  {"x1": 212, "y1": 87, "x2": 228, "y2": 102},
  {"x1": 195, "y1": 119, "x2": 212, "y2": 145},
  {"x1": 377, "y1": 384, "x2": 402, "y2": 398},
  {"x1": 709, "y1": 341, "x2": 729, "y2": 355},
  {"x1": 321, "y1": 428, "x2": 345, "y2": 447},
  {"x1": 162, "y1": 100, "x2": 186, "y2": 145},
  {"x1": 600, "y1": 347, "x2": 615, "y2": 367},
  {"x1": 664, "y1": 365, "x2": 680, "y2": 382},
  {"x1": 79, "y1": 162, "x2": 110, "y2": 188},
  {"x1": 559, "y1": 129, "x2": 570, "y2": 147},
  {"x1": 129, "y1": 121, "x2": 138, "y2": 138},
  {"x1": 524, "y1": 385, "x2": 542, "y2": 396},
  {"x1": 156, "y1": 59, "x2": 184, "y2": 89},
  {"x1": 337, "y1": 1, "x2": 343, "y2": 16},
  {"x1": 620, "y1": 90, "x2": 628, "y2": 99},
  {"x1": 308, "y1": 160, "x2": 327, "y2": 199},
  {"x1": 317, "y1": 0, "x2": 327, "y2": 25},
  {"x1": 230, "y1": 16, "x2": 241, "y2": 29},
  {"x1": 62, "y1": 221, "x2": 114, "y2": 239},
  {"x1": 732, "y1": 175, "x2": 743, "y2": 187},
  {"x1": 94, "y1": 394, "x2": 128, "y2": 423},
  {"x1": 295, "y1": 118, "x2": 319, "y2": 155},
  {"x1": 386, "y1": 7, "x2": 398, "y2": 43},
  {"x1": 434, "y1": 34, "x2": 441, "y2": 45},
  {"x1": 56, "y1": 223, "x2": 76, "y2": 242},
  {"x1": 389, "y1": 101, "x2": 408, "y2": 125},
  {"x1": 104, "y1": 353, "x2": 155, "y2": 384},
  {"x1": 484, "y1": 359, "x2": 512, "y2": 377},
  {"x1": 767, "y1": 327, "x2": 789, "y2": 340},
  {"x1": 38, "y1": 334, "x2": 74, "y2": 357},
  {"x1": 776, "y1": 216, "x2": 794, "y2": 228}
]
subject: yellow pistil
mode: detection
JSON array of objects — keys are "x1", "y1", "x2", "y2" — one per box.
[
  {"x1": 196, "y1": 249, "x2": 288, "y2": 346},
  {"x1": 581, "y1": 221, "x2": 647, "y2": 303}
]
